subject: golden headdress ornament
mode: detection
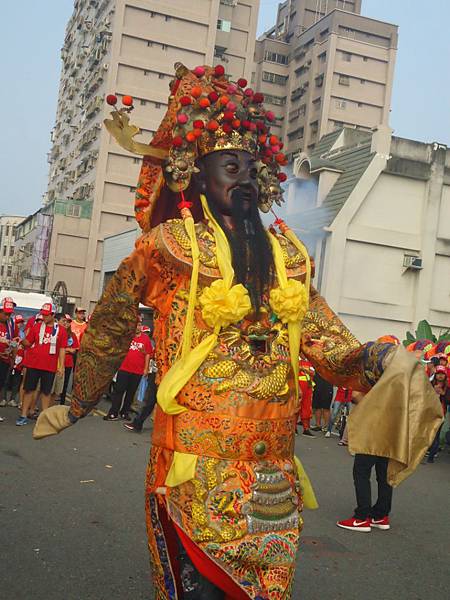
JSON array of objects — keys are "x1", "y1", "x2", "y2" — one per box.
[{"x1": 104, "y1": 63, "x2": 288, "y2": 230}]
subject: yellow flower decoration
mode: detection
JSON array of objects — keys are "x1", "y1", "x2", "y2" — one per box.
[
  {"x1": 199, "y1": 279, "x2": 251, "y2": 330},
  {"x1": 269, "y1": 279, "x2": 308, "y2": 324}
]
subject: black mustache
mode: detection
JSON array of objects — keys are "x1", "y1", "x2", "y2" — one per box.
[{"x1": 231, "y1": 187, "x2": 254, "y2": 203}]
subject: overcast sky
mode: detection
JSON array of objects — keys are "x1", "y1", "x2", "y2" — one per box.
[{"x1": 1, "y1": 0, "x2": 449, "y2": 217}]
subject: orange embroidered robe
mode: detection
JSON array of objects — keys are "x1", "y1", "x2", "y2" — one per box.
[{"x1": 71, "y1": 219, "x2": 391, "y2": 600}]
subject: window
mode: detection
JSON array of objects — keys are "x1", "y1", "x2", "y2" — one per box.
[
  {"x1": 334, "y1": 120, "x2": 344, "y2": 129},
  {"x1": 165, "y1": 15, "x2": 171, "y2": 22},
  {"x1": 161, "y1": 44, "x2": 167, "y2": 50},
  {"x1": 264, "y1": 51, "x2": 288, "y2": 65},
  {"x1": 6, "y1": 226, "x2": 10, "y2": 236},
  {"x1": 147, "y1": 41, "x2": 153, "y2": 47},
  {"x1": 144, "y1": 70, "x2": 149, "y2": 76},
  {"x1": 310, "y1": 120, "x2": 319, "y2": 134},
  {"x1": 133, "y1": 157, "x2": 140, "y2": 164},
  {"x1": 9, "y1": 247, "x2": 14, "y2": 256},
  {"x1": 158, "y1": 73, "x2": 165, "y2": 79},
  {"x1": 358, "y1": 102, "x2": 363, "y2": 108},
  {"x1": 0, "y1": 266, "x2": 3, "y2": 276},
  {"x1": 7, "y1": 266, "x2": 11, "y2": 277},
  {"x1": 318, "y1": 52, "x2": 327, "y2": 63},
  {"x1": 3, "y1": 246, "x2": 7, "y2": 256},
  {"x1": 336, "y1": 99, "x2": 346, "y2": 109},
  {"x1": 264, "y1": 94, "x2": 286, "y2": 106},
  {"x1": 287, "y1": 127, "x2": 304, "y2": 141},
  {"x1": 140, "y1": 99, "x2": 147, "y2": 105},
  {"x1": 155, "y1": 102, "x2": 161, "y2": 108},
  {"x1": 320, "y1": 28, "x2": 329, "y2": 38},
  {"x1": 217, "y1": 19, "x2": 231, "y2": 32},
  {"x1": 363, "y1": 56, "x2": 368, "y2": 62},
  {"x1": 66, "y1": 204, "x2": 81, "y2": 218},
  {"x1": 339, "y1": 75, "x2": 350, "y2": 86},
  {"x1": 299, "y1": 104, "x2": 306, "y2": 116},
  {"x1": 313, "y1": 97, "x2": 321, "y2": 111},
  {"x1": 342, "y1": 52, "x2": 352, "y2": 62},
  {"x1": 262, "y1": 71, "x2": 288, "y2": 85},
  {"x1": 315, "y1": 74, "x2": 324, "y2": 88},
  {"x1": 360, "y1": 79, "x2": 366, "y2": 84},
  {"x1": 295, "y1": 65, "x2": 308, "y2": 77}
]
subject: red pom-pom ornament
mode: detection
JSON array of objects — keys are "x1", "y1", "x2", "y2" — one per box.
[
  {"x1": 106, "y1": 94, "x2": 117, "y2": 106},
  {"x1": 252, "y1": 92, "x2": 264, "y2": 104},
  {"x1": 185, "y1": 131, "x2": 197, "y2": 143},
  {"x1": 244, "y1": 88, "x2": 254, "y2": 97},
  {"x1": 207, "y1": 120, "x2": 219, "y2": 131},
  {"x1": 180, "y1": 96, "x2": 191, "y2": 106},
  {"x1": 198, "y1": 97, "x2": 211, "y2": 108},
  {"x1": 266, "y1": 111, "x2": 275, "y2": 122},
  {"x1": 278, "y1": 172, "x2": 288, "y2": 182},
  {"x1": 222, "y1": 123, "x2": 232, "y2": 134},
  {"x1": 172, "y1": 136, "x2": 183, "y2": 148},
  {"x1": 122, "y1": 95, "x2": 133, "y2": 106},
  {"x1": 223, "y1": 111, "x2": 235, "y2": 121},
  {"x1": 193, "y1": 66, "x2": 206, "y2": 77},
  {"x1": 214, "y1": 65, "x2": 225, "y2": 77},
  {"x1": 177, "y1": 113, "x2": 188, "y2": 124},
  {"x1": 208, "y1": 91, "x2": 219, "y2": 103},
  {"x1": 193, "y1": 120, "x2": 205, "y2": 130},
  {"x1": 231, "y1": 119, "x2": 241, "y2": 129},
  {"x1": 237, "y1": 78, "x2": 248, "y2": 88}
]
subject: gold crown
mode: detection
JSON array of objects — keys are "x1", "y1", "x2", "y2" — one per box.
[{"x1": 197, "y1": 126, "x2": 258, "y2": 157}]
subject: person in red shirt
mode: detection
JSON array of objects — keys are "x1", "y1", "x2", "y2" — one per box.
[
  {"x1": 104, "y1": 319, "x2": 152, "y2": 421},
  {"x1": 325, "y1": 386, "x2": 352, "y2": 438},
  {"x1": 298, "y1": 357, "x2": 315, "y2": 437},
  {"x1": 17, "y1": 303, "x2": 67, "y2": 426},
  {"x1": 59, "y1": 314, "x2": 80, "y2": 405},
  {"x1": 0, "y1": 297, "x2": 16, "y2": 408},
  {"x1": 6, "y1": 314, "x2": 26, "y2": 408}
]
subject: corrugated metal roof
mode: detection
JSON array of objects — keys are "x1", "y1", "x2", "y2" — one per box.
[{"x1": 299, "y1": 129, "x2": 374, "y2": 231}]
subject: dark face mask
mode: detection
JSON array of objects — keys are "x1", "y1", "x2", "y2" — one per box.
[{"x1": 197, "y1": 151, "x2": 275, "y2": 313}]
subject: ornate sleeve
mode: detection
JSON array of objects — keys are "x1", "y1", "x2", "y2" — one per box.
[
  {"x1": 69, "y1": 232, "x2": 155, "y2": 419},
  {"x1": 300, "y1": 286, "x2": 394, "y2": 392}
]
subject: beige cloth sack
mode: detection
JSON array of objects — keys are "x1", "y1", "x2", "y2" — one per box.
[
  {"x1": 348, "y1": 345, "x2": 443, "y2": 487},
  {"x1": 33, "y1": 405, "x2": 73, "y2": 440}
]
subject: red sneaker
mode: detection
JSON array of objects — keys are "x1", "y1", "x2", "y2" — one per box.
[
  {"x1": 370, "y1": 516, "x2": 390, "y2": 530},
  {"x1": 336, "y1": 517, "x2": 371, "y2": 532}
]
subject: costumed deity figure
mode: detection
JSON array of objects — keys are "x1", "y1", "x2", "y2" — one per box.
[{"x1": 34, "y1": 64, "x2": 443, "y2": 600}]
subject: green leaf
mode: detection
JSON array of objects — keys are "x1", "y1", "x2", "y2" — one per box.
[
  {"x1": 437, "y1": 329, "x2": 450, "y2": 342},
  {"x1": 415, "y1": 320, "x2": 434, "y2": 342}
]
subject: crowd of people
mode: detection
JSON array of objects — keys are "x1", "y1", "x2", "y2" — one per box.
[{"x1": 0, "y1": 295, "x2": 158, "y2": 431}]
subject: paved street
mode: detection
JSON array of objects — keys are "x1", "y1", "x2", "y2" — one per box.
[{"x1": 1, "y1": 403, "x2": 448, "y2": 600}]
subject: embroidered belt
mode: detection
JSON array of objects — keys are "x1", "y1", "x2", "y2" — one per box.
[{"x1": 166, "y1": 411, "x2": 296, "y2": 460}]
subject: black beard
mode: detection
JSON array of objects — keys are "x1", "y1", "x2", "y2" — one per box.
[{"x1": 207, "y1": 191, "x2": 275, "y2": 313}]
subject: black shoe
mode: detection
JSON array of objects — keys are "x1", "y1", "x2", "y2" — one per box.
[
  {"x1": 426, "y1": 457, "x2": 434, "y2": 463},
  {"x1": 311, "y1": 426, "x2": 321, "y2": 432},
  {"x1": 124, "y1": 422, "x2": 142, "y2": 433},
  {"x1": 103, "y1": 414, "x2": 119, "y2": 421},
  {"x1": 120, "y1": 413, "x2": 129, "y2": 420},
  {"x1": 302, "y1": 429, "x2": 315, "y2": 437}
]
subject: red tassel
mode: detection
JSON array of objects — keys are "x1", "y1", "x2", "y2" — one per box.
[{"x1": 177, "y1": 190, "x2": 193, "y2": 219}]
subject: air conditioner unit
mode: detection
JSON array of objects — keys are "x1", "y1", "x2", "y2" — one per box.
[
  {"x1": 403, "y1": 255, "x2": 423, "y2": 270},
  {"x1": 103, "y1": 63, "x2": 109, "y2": 70}
]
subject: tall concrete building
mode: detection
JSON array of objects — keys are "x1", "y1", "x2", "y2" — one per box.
[
  {"x1": 254, "y1": 0, "x2": 398, "y2": 156},
  {"x1": 0, "y1": 215, "x2": 24, "y2": 289},
  {"x1": 45, "y1": 0, "x2": 260, "y2": 310}
]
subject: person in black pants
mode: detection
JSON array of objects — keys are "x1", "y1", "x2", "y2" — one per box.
[
  {"x1": 337, "y1": 391, "x2": 393, "y2": 532},
  {"x1": 104, "y1": 320, "x2": 152, "y2": 421},
  {"x1": 124, "y1": 370, "x2": 157, "y2": 432}
]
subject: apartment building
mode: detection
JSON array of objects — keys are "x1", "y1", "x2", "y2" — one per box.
[
  {"x1": 45, "y1": 0, "x2": 260, "y2": 310},
  {"x1": 0, "y1": 215, "x2": 24, "y2": 288},
  {"x1": 254, "y1": 0, "x2": 398, "y2": 156}
]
